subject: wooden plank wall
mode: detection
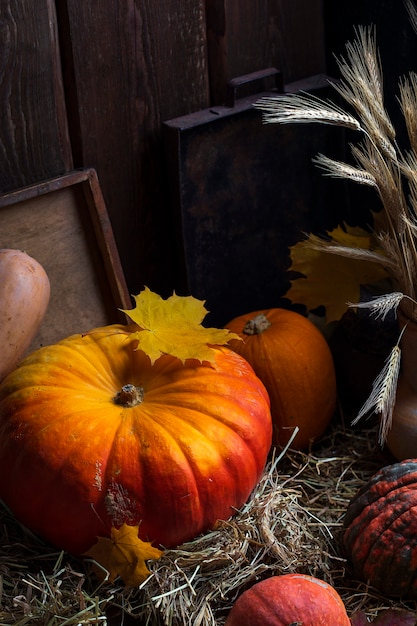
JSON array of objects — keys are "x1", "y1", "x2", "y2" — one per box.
[
  {"x1": 0, "y1": 0, "x2": 72, "y2": 190},
  {"x1": 1, "y1": 0, "x2": 326, "y2": 297},
  {"x1": 206, "y1": 0, "x2": 325, "y2": 104}
]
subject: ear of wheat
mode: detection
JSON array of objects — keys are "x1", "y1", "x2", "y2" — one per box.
[{"x1": 254, "y1": 14, "x2": 417, "y2": 442}]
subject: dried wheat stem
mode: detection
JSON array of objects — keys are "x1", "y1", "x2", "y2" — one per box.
[
  {"x1": 377, "y1": 231, "x2": 417, "y2": 303},
  {"x1": 305, "y1": 234, "x2": 395, "y2": 268},
  {"x1": 347, "y1": 292, "x2": 408, "y2": 320},
  {"x1": 352, "y1": 333, "x2": 404, "y2": 446},
  {"x1": 351, "y1": 139, "x2": 406, "y2": 234},
  {"x1": 254, "y1": 92, "x2": 363, "y2": 131},
  {"x1": 312, "y1": 153, "x2": 378, "y2": 187},
  {"x1": 399, "y1": 73, "x2": 417, "y2": 154},
  {"x1": 344, "y1": 26, "x2": 384, "y2": 101},
  {"x1": 405, "y1": 0, "x2": 417, "y2": 34},
  {"x1": 333, "y1": 26, "x2": 396, "y2": 151},
  {"x1": 376, "y1": 346, "x2": 401, "y2": 446}
]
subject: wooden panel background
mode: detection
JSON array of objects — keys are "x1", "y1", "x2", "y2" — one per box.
[
  {"x1": 206, "y1": 0, "x2": 325, "y2": 104},
  {"x1": 1, "y1": 0, "x2": 327, "y2": 298},
  {"x1": 0, "y1": 0, "x2": 72, "y2": 190}
]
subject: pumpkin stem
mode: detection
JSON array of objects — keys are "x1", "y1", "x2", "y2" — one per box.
[
  {"x1": 114, "y1": 384, "x2": 144, "y2": 407},
  {"x1": 243, "y1": 313, "x2": 271, "y2": 335}
]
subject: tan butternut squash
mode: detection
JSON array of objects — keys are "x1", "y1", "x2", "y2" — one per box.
[{"x1": 0, "y1": 249, "x2": 50, "y2": 381}]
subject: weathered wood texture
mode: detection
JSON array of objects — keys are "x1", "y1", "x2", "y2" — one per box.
[
  {"x1": 0, "y1": 0, "x2": 72, "y2": 191},
  {"x1": 57, "y1": 0, "x2": 210, "y2": 294},
  {"x1": 206, "y1": 0, "x2": 326, "y2": 104},
  {"x1": 1, "y1": 0, "x2": 326, "y2": 296}
]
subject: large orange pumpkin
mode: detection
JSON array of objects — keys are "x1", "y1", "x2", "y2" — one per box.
[
  {"x1": 0, "y1": 324, "x2": 272, "y2": 555},
  {"x1": 225, "y1": 308, "x2": 337, "y2": 450}
]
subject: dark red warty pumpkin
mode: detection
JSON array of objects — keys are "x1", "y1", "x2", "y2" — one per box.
[{"x1": 343, "y1": 459, "x2": 417, "y2": 599}]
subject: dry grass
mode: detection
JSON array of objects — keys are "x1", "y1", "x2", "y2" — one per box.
[{"x1": 0, "y1": 414, "x2": 415, "y2": 625}]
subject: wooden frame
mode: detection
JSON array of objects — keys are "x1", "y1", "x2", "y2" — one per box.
[{"x1": 0, "y1": 168, "x2": 132, "y2": 350}]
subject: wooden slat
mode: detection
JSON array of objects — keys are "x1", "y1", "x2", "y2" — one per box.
[
  {"x1": 57, "y1": 0, "x2": 210, "y2": 295},
  {"x1": 0, "y1": 0, "x2": 72, "y2": 192},
  {"x1": 206, "y1": 0, "x2": 326, "y2": 104}
]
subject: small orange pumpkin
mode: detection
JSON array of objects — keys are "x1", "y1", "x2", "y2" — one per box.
[
  {"x1": 0, "y1": 324, "x2": 272, "y2": 554},
  {"x1": 225, "y1": 308, "x2": 337, "y2": 450},
  {"x1": 225, "y1": 573, "x2": 350, "y2": 626}
]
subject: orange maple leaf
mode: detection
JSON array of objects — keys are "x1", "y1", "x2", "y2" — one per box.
[{"x1": 85, "y1": 523, "x2": 163, "y2": 587}]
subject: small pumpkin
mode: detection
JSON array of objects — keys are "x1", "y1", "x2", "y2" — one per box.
[
  {"x1": 225, "y1": 308, "x2": 337, "y2": 449},
  {"x1": 224, "y1": 573, "x2": 350, "y2": 626},
  {"x1": 343, "y1": 459, "x2": 417, "y2": 599},
  {"x1": 0, "y1": 248, "x2": 50, "y2": 382},
  {"x1": 0, "y1": 324, "x2": 272, "y2": 555}
]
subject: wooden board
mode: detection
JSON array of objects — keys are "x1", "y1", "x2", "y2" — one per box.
[
  {"x1": 0, "y1": 169, "x2": 131, "y2": 350},
  {"x1": 0, "y1": 0, "x2": 72, "y2": 191},
  {"x1": 206, "y1": 0, "x2": 326, "y2": 104},
  {"x1": 163, "y1": 73, "x2": 347, "y2": 327},
  {"x1": 57, "y1": 0, "x2": 210, "y2": 295}
]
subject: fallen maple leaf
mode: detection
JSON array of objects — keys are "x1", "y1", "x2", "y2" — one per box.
[
  {"x1": 85, "y1": 523, "x2": 163, "y2": 587},
  {"x1": 286, "y1": 225, "x2": 389, "y2": 323},
  {"x1": 121, "y1": 287, "x2": 239, "y2": 364}
]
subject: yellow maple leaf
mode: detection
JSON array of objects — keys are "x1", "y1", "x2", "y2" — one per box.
[
  {"x1": 287, "y1": 225, "x2": 389, "y2": 323},
  {"x1": 121, "y1": 287, "x2": 239, "y2": 364},
  {"x1": 85, "y1": 523, "x2": 163, "y2": 587}
]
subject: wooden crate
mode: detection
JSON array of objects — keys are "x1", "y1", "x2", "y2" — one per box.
[{"x1": 0, "y1": 168, "x2": 131, "y2": 351}]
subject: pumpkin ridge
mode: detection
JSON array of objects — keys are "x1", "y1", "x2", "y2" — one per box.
[
  {"x1": 343, "y1": 460, "x2": 417, "y2": 599},
  {"x1": 344, "y1": 460, "x2": 417, "y2": 524},
  {"x1": 131, "y1": 400, "x2": 261, "y2": 481},
  {"x1": 344, "y1": 484, "x2": 417, "y2": 548},
  {"x1": 356, "y1": 494, "x2": 417, "y2": 570},
  {"x1": 17, "y1": 350, "x2": 116, "y2": 395},
  {"x1": 11, "y1": 403, "x2": 122, "y2": 474},
  {"x1": 362, "y1": 529, "x2": 416, "y2": 594},
  {"x1": 102, "y1": 410, "x2": 206, "y2": 538},
  {"x1": 346, "y1": 491, "x2": 417, "y2": 566},
  {"x1": 102, "y1": 403, "x2": 262, "y2": 545}
]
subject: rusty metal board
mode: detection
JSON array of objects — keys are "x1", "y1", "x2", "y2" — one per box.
[{"x1": 163, "y1": 71, "x2": 346, "y2": 326}]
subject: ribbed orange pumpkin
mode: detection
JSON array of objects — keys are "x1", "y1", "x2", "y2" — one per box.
[
  {"x1": 0, "y1": 324, "x2": 272, "y2": 555},
  {"x1": 225, "y1": 574, "x2": 350, "y2": 626},
  {"x1": 225, "y1": 308, "x2": 337, "y2": 450}
]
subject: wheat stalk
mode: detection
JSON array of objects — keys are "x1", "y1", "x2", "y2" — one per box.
[
  {"x1": 312, "y1": 153, "x2": 378, "y2": 187},
  {"x1": 304, "y1": 233, "x2": 396, "y2": 269},
  {"x1": 352, "y1": 332, "x2": 404, "y2": 446},
  {"x1": 405, "y1": 0, "x2": 417, "y2": 34},
  {"x1": 350, "y1": 139, "x2": 406, "y2": 229},
  {"x1": 347, "y1": 292, "x2": 406, "y2": 320},
  {"x1": 254, "y1": 92, "x2": 363, "y2": 131},
  {"x1": 333, "y1": 26, "x2": 396, "y2": 154},
  {"x1": 398, "y1": 73, "x2": 417, "y2": 154}
]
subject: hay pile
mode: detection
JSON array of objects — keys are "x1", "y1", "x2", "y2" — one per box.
[{"x1": 0, "y1": 416, "x2": 413, "y2": 625}]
